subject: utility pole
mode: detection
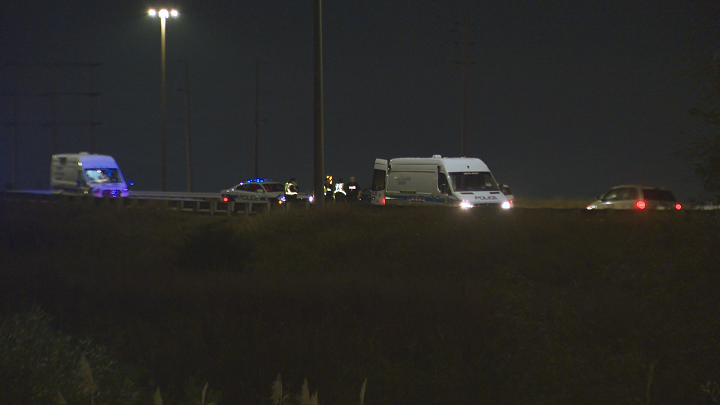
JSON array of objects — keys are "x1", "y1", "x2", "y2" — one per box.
[
  {"x1": 453, "y1": 18, "x2": 474, "y2": 157},
  {"x1": 313, "y1": 0, "x2": 325, "y2": 206},
  {"x1": 8, "y1": 69, "x2": 20, "y2": 189},
  {"x1": 180, "y1": 57, "x2": 193, "y2": 192},
  {"x1": 88, "y1": 66, "x2": 97, "y2": 153},
  {"x1": 51, "y1": 65, "x2": 58, "y2": 154},
  {"x1": 254, "y1": 58, "x2": 260, "y2": 179}
]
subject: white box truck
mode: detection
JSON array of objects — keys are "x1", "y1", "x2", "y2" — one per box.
[
  {"x1": 370, "y1": 155, "x2": 510, "y2": 209},
  {"x1": 50, "y1": 152, "x2": 129, "y2": 198}
]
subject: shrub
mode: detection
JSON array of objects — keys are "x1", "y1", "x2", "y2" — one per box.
[{"x1": 0, "y1": 306, "x2": 142, "y2": 404}]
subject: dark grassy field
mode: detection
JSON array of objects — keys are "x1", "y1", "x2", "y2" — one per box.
[{"x1": 1, "y1": 200, "x2": 719, "y2": 404}]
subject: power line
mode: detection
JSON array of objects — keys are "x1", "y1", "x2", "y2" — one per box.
[{"x1": 1, "y1": 62, "x2": 101, "y2": 188}]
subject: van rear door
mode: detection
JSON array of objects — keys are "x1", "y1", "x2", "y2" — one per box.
[{"x1": 371, "y1": 159, "x2": 388, "y2": 205}]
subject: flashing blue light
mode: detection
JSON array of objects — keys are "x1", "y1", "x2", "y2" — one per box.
[{"x1": 246, "y1": 178, "x2": 271, "y2": 183}]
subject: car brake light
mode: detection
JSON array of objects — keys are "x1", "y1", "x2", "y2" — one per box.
[
  {"x1": 222, "y1": 196, "x2": 229, "y2": 203},
  {"x1": 635, "y1": 200, "x2": 646, "y2": 210},
  {"x1": 675, "y1": 203, "x2": 682, "y2": 210},
  {"x1": 381, "y1": 196, "x2": 386, "y2": 205}
]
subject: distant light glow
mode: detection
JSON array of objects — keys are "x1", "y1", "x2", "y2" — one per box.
[
  {"x1": 149, "y1": 8, "x2": 178, "y2": 19},
  {"x1": 675, "y1": 203, "x2": 682, "y2": 210}
]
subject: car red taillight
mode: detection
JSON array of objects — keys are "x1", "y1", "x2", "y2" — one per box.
[
  {"x1": 675, "y1": 203, "x2": 682, "y2": 210},
  {"x1": 222, "y1": 196, "x2": 229, "y2": 203},
  {"x1": 635, "y1": 200, "x2": 647, "y2": 210}
]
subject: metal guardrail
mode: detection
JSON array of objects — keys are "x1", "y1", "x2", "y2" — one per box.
[{"x1": 0, "y1": 190, "x2": 311, "y2": 216}]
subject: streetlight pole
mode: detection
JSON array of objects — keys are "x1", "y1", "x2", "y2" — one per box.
[
  {"x1": 149, "y1": 8, "x2": 178, "y2": 191},
  {"x1": 313, "y1": 0, "x2": 325, "y2": 207}
]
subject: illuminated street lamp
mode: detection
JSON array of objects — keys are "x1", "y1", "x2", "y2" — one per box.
[{"x1": 148, "y1": 8, "x2": 179, "y2": 191}]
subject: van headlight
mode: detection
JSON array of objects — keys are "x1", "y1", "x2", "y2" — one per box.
[
  {"x1": 501, "y1": 201, "x2": 512, "y2": 210},
  {"x1": 460, "y1": 200, "x2": 474, "y2": 209}
]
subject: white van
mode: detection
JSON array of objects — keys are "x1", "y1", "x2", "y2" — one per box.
[
  {"x1": 50, "y1": 152, "x2": 129, "y2": 198},
  {"x1": 370, "y1": 155, "x2": 510, "y2": 209}
]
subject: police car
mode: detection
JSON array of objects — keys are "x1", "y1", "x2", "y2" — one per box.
[{"x1": 220, "y1": 178, "x2": 313, "y2": 206}]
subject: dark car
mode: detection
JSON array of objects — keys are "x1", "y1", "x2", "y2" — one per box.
[
  {"x1": 358, "y1": 187, "x2": 372, "y2": 204},
  {"x1": 586, "y1": 185, "x2": 682, "y2": 211}
]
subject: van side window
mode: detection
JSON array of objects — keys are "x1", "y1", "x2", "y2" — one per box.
[
  {"x1": 623, "y1": 187, "x2": 639, "y2": 200},
  {"x1": 438, "y1": 173, "x2": 449, "y2": 194},
  {"x1": 602, "y1": 189, "x2": 621, "y2": 201}
]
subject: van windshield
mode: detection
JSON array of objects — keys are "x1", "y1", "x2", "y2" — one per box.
[
  {"x1": 85, "y1": 168, "x2": 122, "y2": 184},
  {"x1": 449, "y1": 172, "x2": 498, "y2": 192}
]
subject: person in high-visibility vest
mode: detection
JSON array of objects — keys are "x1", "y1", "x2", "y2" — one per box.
[
  {"x1": 324, "y1": 175, "x2": 334, "y2": 203},
  {"x1": 334, "y1": 178, "x2": 346, "y2": 203},
  {"x1": 284, "y1": 178, "x2": 299, "y2": 202}
]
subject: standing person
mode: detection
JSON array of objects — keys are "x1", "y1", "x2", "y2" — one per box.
[
  {"x1": 324, "y1": 175, "x2": 334, "y2": 203},
  {"x1": 346, "y1": 176, "x2": 361, "y2": 203},
  {"x1": 284, "y1": 178, "x2": 299, "y2": 202},
  {"x1": 333, "y1": 178, "x2": 347, "y2": 203}
]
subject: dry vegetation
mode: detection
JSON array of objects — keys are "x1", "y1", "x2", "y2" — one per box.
[{"x1": 1, "y1": 199, "x2": 719, "y2": 404}]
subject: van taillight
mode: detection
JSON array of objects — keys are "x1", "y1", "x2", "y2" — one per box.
[
  {"x1": 635, "y1": 200, "x2": 646, "y2": 210},
  {"x1": 675, "y1": 203, "x2": 682, "y2": 210},
  {"x1": 381, "y1": 197, "x2": 386, "y2": 205}
]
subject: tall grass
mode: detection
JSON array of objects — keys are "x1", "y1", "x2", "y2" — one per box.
[{"x1": 1, "y1": 199, "x2": 719, "y2": 404}]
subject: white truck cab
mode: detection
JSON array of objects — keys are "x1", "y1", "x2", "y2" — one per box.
[
  {"x1": 370, "y1": 155, "x2": 510, "y2": 209},
  {"x1": 50, "y1": 152, "x2": 129, "y2": 198}
]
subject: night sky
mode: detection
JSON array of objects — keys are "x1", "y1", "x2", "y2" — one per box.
[{"x1": 1, "y1": 1, "x2": 718, "y2": 201}]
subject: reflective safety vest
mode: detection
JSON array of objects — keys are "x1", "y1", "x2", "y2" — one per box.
[
  {"x1": 285, "y1": 181, "x2": 298, "y2": 195},
  {"x1": 334, "y1": 182, "x2": 346, "y2": 195}
]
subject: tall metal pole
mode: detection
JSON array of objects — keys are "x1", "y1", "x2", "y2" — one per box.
[
  {"x1": 182, "y1": 56, "x2": 193, "y2": 192},
  {"x1": 313, "y1": 0, "x2": 325, "y2": 206},
  {"x1": 11, "y1": 72, "x2": 19, "y2": 190},
  {"x1": 51, "y1": 66, "x2": 58, "y2": 154},
  {"x1": 460, "y1": 18, "x2": 469, "y2": 157},
  {"x1": 160, "y1": 15, "x2": 167, "y2": 191},
  {"x1": 254, "y1": 58, "x2": 260, "y2": 178},
  {"x1": 88, "y1": 66, "x2": 97, "y2": 153}
]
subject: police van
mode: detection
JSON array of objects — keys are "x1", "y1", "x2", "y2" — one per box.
[
  {"x1": 50, "y1": 152, "x2": 130, "y2": 198},
  {"x1": 370, "y1": 155, "x2": 511, "y2": 209}
]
